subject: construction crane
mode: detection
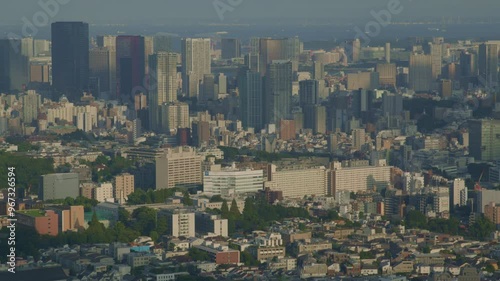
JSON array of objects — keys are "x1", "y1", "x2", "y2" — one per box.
[{"x1": 474, "y1": 170, "x2": 485, "y2": 191}]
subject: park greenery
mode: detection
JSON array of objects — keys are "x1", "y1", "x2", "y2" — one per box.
[
  {"x1": 404, "y1": 210, "x2": 495, "y2": 241},
  {"x1": 0, "y1": 152, "x2": 54, "y2": 193}
]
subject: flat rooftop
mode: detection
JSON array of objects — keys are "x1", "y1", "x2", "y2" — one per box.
[{"x1": 17, "y1": 209, "x2": 45, "y2": 217}]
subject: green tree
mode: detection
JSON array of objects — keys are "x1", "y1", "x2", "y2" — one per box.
[
  {"x1": 221, "y1": 200, "x2": 229, "y2": 219},
  {"x1": 183, "y1": 192, "x2": 194, "y2": 206},
  {"x1": 470, "y1": 215, "x2": 495, "y2": 241},
  {"x1": 404, "y1": 210, "x2": 428, "y2": 229},
  {"x1": 131, "y1": 207, "x2": 158, "y2": 236},
  {"x1": 229, "y1": 199, "x2": 241, "y2": 218}
]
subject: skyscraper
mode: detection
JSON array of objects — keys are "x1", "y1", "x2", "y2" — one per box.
[
  {"x1": 245, "y1": 53, "x2": 260, "y2": 73},
  {"x1": 429, "y1": 42, "x2": 443, "y2": 80},
  {"x1": 144, "y1": 36, "x2": 154, "y2": 75},
  {"x1": 116, "y1": 36, "x2": 145, "y2": 101},
  {"x1": 51, "y1": 22, "x2": 89, "y2": 101},
  {"x1": 159, "y1": 102, "x2": 189, "y2": 133},
  {"x1": 201, "y1": 74, "x2": 216, "y2": 102},
  {"x1": 221, "y1": 38, "x2": 241, "y2": 59},
  {"x1": 96, "y1": 35, "x2": 116, "y2": 49},
  {"x1": 148, "y1": 52, "x2": 178, "y2": 131},
  {"x1": 382, "y1": 92, "x2": 403, "y2": 116},
  {"x1": 21, "y1": 90, "x2": 41, "y2": 124},
  {"x1": 376, "y1": 63, "x2": 397, "y2": 87},
  {"x1": 264, "y1": 61, "x2": 293, "y2": 125},
  {"x1": 478, "y1": 43, "x2": 499, "y2": 88},
  {"x1": 469, "y1": 119, "x2": 500, "y2": 161},
  {"x1": 352, "y1": 39, "x2": 361, "y2": 63},
  {"x1": 153, "y1": 35, "x2": 172, "y2": 53},
  {"x1": 238, "y1": 68, "x2": 263, "y2": 131},
  {"x1": 89, "y1": 47, "x2": 116, "y2": 95},
  {"x1": 312, "y1": 61, "x2": 324, "y2": 80},
  {"x1": 0, "y1": 39, "x2": 29, "y2": 92},
  {"x1": 459, "y1": 51, "x2": 477, "y2": 78},
  {"x1": 259, "y1": 38, "x2": 300, "y2": 76},
  {"x1": 181, "y1": 38, "x2": 211, "y2": 97},
  {"x1": 385, "y1": 42, "x2": 391, "y2": 63},
  {"x1": 409, "y1": 53, "x2": 433, "y2": 92},
  {"x1": 299, "y1": 80, "x2": 319, "y2": 107},
  {"x1": 352, "y1": 128, "x2": 366, "y2": 150}
]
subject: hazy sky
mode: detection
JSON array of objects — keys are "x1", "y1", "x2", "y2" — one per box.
[{"x1": 1, "y1": 0, "x2": 499, "y2": 24}]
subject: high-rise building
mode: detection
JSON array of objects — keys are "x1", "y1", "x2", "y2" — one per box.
[
  {"x1": 153, "y1": 35, "x2": 172, "y2": 53},
  {"x1": 258, "y1": 38, "x2": 300, "y2": 75},
  {"x1": 352, "y1": 128, "x2": 366, "y2": 150},
  {"x1": 238, "y1": 68, "x2": 263, "y2": 131},
  {"x1": 450, "y1": 178, "x2": 467, "y2": 208},
  {"x1": 312, "y1": 61, "x2": 324, "y2": 80},
  {"x1": 312, "y1": 106, "x2": 327, "y2": 134},
  {"x1": 135, "y1": 93, "x2": 147, "y2": 111},
  {"x1": 96, "y1": 35, "x2": 116, "y2": 49},
  {"x1": 155, "y1": 146, "x2": 202, "y2": 189},
  {"x1": 182, "y1": 38, "x2": 211, "y2": 97},
  {"x1": 347, "y1": 72, "x2": 379, "y2": 90},
  {"x1": 39, "y1": 173, "x2": 79, "y2": 200},
  {"x1": 148, "y1": 52, "x2": 178, "y2": 131},
  {"x1": 485, "y1": 203, "x2": 500, "y2": 227},
  {"x1": 116, "y1": 36, "x2": 145, "y2": 100},
  {"x1": 299, "y1": 80, "x2": 319, "y2": 106},
  {"x1": 89, "y1": 47, "x2": 116, "y2": 95},
  {"x1": 279, "y1": 119, "x2": 295, "y2": 141},
  {"x1": 429, "y1": 42, "x2": 443, "y2": 80},
  {"x1": 376, "y1": 63, "x2": 397, "y2": 87},
  {"x1": 385, "y1": 42, "x2": 391, "y2": 63},
  {"x1": 114, "y1": 173, "x2": 135, "y2": 200},
  {"x1": 245, "y1": 53, "x2": 260, "y2": 73},
  {"x1": 51, "y1": 22, "x2": 89, "y2": 100},
  {"x1": 264, "y1": 60, "x2": 293, "y2": 125},
  {"x1": 221, "y1": 38, "x2": 241, "y2": 59},
  {"x1": 478, "y1": 43, "x2": 499, "y2": 88},
  {"x1": 144, "y1": 36, "x2": 154, "y2": 75},
  {"x1": 409, "y1": 53, "x2": 433, "y2": 92},
  {"x1": 201, "y1": 74, "x2": 216, "y2": 102},
  {"x1": 21, "y1": 90, "x2": 41, "y2": 124},
  {"x1": 217, "y1": 73, "x2": 227, "y2": 94},
  {"x1": 159, "y1": 102, "x2": 189, "y2": 133},
  {"x1": 382, "y1": 92, "x2": 403, "y2": 116},
  {"x1": 0, "y1": 39, "x2": 30, "y2": 92},
  {"x1": 159, "y1": 209, "x2": 195, "y2": 237},
  {"x1": 469, "y1": 119, "x2": 500, "y2": 161},
  {"x1": 459, "y1": 51, "x2": 477, "y2": 78},
  {"x1": 352, "y1": 39, "x2": 361, "y2": 63},
  {"x1": 439, "y1": 79, "x2": 453, "y2": 98},
  {"x1": 29, "y1": 62, "x2": 50, "y2": 83}
]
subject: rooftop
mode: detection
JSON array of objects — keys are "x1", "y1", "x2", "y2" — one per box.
[{"x1": 17, "y1": 209, "x2": 46, "y2": 217}]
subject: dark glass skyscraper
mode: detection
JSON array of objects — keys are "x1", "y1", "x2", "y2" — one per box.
[
  {"x1": 221, "y1": 38, "x2": 241, "y2": 59},
  {"x1": 478, "y1": 43, "x2": 499, "y2": 88},
  {"x1": 116, "y1": 36, "x2": 146, "y2": 102},
  {"x1": 0, "y1": 39, "x2": 29, "y2": 93},
  {"x1": 264, "y1": 60, "x2": 293, "y2": 125},
  {"x1": 51, "y1": 22, "x2": 89, "y2": 101},
  {"x1": 238, "y1": 68, "x2": 263, "y2": 131}
]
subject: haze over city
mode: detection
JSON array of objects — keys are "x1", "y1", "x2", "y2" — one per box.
[{"x1": 2, "y1": 1, "x2": 500, "y2": 281}]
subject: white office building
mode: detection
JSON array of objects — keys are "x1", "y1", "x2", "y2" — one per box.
[{"x1": 203, "y1": 167, "x2": 264, "y2": 196}]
